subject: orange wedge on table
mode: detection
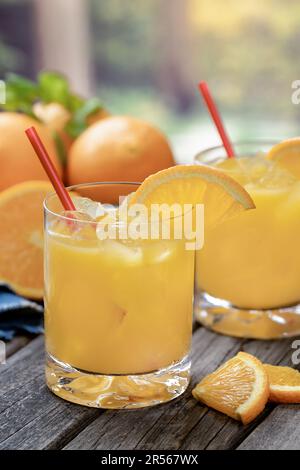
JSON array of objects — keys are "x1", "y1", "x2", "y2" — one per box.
[
  {"x1": 264, "y1": 364, "x2": 300, "y2": 403},
  {"x1": 192, "y1": 352, "x2": 269, "y2": 425},
  {"x1": 267, "y1": 138, "x2": 300, "y2": 179},
  {"x1": 0, "y1": 180, "x2": 53, "y2": 299},
  {"x1": 130, "y1": 164, "x2": 255, "y2": 228}
]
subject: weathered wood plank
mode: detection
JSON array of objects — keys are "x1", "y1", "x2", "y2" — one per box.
[
  {"x1": 64, "y1": 328, "x2": 244, "y2": 450},
  {"x1": 0, "y1": 336, "x2": 101, "y2": 449},
  {"x1": 6, "y1": 335, "x2": 32, "y2": 358},
  {"x1": 237, "y1": 404, "x2": 300, "y2": 450},
  {"x1": 0, "y1": 336, "x2": 45, "y2": 412}
]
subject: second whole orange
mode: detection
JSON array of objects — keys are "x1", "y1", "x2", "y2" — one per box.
[{"x1": 66, "y1": 116, "x2": 175, "y2": 203}]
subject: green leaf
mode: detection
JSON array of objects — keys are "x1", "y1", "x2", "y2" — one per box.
[
  {"x1": 1, "y1": 73, "x2": 38, "y2": 113},
  {"x1": 6, "y1": 73, "x2": 37, "y2": 100},
  {"x1": 65, "y1": 97, "x2": 104, "y2": 138},
  {"x1": 68, "y1": 92, "x2": 85, "y2": 112},
  {"x1": 38, "y1": 71, "x2": 70, "y2": 108}
]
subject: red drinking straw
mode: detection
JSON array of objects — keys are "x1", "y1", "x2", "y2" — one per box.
[
  {"x1": 25, "y1": 126, "x2": 76, "y2": 211},
  {"x1": 198, "y1": 81, "x2": 235, "y2": 158}
]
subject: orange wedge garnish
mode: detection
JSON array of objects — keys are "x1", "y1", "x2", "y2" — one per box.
[
  {"x1": 130, "y1": 165, "x2": 255, "y2": 228},
  {"x1": 192, "y1": 352, "x2": 269, "y2": 424},
  {"x1": 264, "y1": 364, "x2": 300, "y2": 403},
  {"x1": 267, "y1": 138, "x2": 300, "y2": 179},
  {"x1": 0, "y1": 180, "x2": 53, "y2": 299}
]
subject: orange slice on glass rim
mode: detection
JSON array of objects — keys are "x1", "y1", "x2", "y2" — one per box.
[
  {"x1": 267, "y1": 138, "x2": 300, "y2": 179},
  {"x1": 0, "y1": 180, "x2": 53, "y2": 299},
  {"x1": 192, "y1": 352, "x2": 269, "y2": 424},
  {"x1": 264, "y1": 364, "x2": 300, "y2": 403},
  {"x1": 129, "y1": 164, "x2": 255, "y2": 229}
]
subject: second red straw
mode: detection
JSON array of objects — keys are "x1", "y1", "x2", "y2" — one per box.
[{"x1": 198, "y1": 81, "x2": 235, "y2": 158}]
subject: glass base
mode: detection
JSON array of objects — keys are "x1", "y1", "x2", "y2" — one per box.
[
  {"x1": 46, "y1": 353, "x2": 191, "y2": 409},
  {"x1": 195, "y1": 291, "x2": 300, "y2": 339}
]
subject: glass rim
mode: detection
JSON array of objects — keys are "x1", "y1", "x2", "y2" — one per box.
[
  {"x1": 44, "y1": 181, "x2": 141, "y2": 224},
  {"x1": 43, "y1": 180, "x2": 192, "y2": 226},
  {"x1": 194, "y1": 139, "x2": 279, "y2": 162}
]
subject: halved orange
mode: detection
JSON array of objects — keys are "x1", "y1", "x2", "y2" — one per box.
[
  {"x1": 267, "y1": 138, "x2": 300, "y2": 179},
  {"x1": 264, "y1": 364, "x2": 300, "y2": 403},
  {"x1": 130, "y1": 165, "x2": 255, "y2": 228},
  {"x1": 0, "y1": 180, "x2": 53, "y2": 299},
  {"x1": 192, "y1": 352, "x2": 269, "y2": 424}
]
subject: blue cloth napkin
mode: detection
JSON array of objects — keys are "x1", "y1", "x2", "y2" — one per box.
[{"x1": 0, "y1": 286, "x2": 44, "y2": 340}]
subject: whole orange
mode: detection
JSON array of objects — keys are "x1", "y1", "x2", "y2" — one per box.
[
  {"x1": 0, "y1": 112, "x2": 62, "y2": 191},
  {"x1": 66, "y1": 116, "x2": 175, "y2": 203}
]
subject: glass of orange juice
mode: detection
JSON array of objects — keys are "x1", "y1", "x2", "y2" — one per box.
[
  {"x1": 44, "y1": 182, "x2": 195, "y2": 409},
  {"x1": 194, "y1": 141, "x2": 300, "y2": 339}
]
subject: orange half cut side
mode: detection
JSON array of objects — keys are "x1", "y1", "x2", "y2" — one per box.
[{"x1": 0, "y1": 180, "x2": 53, "y2": 299}]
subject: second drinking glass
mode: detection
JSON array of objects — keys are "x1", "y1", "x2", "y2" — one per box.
[{"x1": 194, "y1": 141, "x2": 300, "y2": 339}]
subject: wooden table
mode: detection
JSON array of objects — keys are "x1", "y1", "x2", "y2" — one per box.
[{"x1": 0, "y1": 325, "x2": 299, "y2": 450}]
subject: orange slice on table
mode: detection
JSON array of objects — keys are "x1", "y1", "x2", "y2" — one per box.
[
  {"x1": 192, "y1": 352, "x2": 269, "y2": 424},
  {"x1": 264, "y1": 364, "x2": 300, "y2": 403},
  {"x1": 267, "y1": 138, "x2": 300, "y2": 179},
  {"x1": 130, "y1": 165, "x2": 255, "y2": 228},
  {"x1": 0, "y1": 180, "x2": 53, "y2": 299}
]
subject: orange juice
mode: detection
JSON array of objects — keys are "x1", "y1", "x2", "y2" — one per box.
[
  {"x1": 45, "y1": 233, "x2": 194, "y2": 375},
  {"x1": 195, "y1": 144, "x2": 300, "y2": 339}
]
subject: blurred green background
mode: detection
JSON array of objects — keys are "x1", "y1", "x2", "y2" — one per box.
[{"x1": 0, "y1": 0, "x2": 300, "y2": 162}]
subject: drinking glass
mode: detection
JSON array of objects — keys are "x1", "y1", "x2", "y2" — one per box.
[
  {"x1": 194, "y1": 141, "x2": 300, "y2": 339},
  {"x1": 44, "y1": 182, "x2": 195, "y2": 408}
]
